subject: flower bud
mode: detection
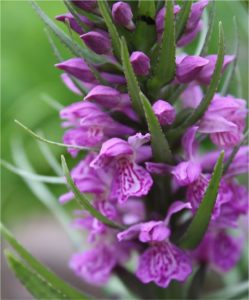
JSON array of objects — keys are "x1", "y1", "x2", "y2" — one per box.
[
  {"x1": 80, "y1": 30, "x2": 111, "y2": 55},
  {"x1": 130, "y1": 51, "x2": 150, "y2": 76},
  {"x1": 176, "y1": 55, "x2": 209, "y2": 83},
  {"x1": 152, "y1": 100, "x2": 176, "y2": 125},
  {"x1": 112, "y1": 2, "x2": 135, "y2": 30},
  {"x1": 56, "y1": 13, "x2": 93, "y2": 35},
  {"x1": 71, "y1": 0, "x2": 97, "y2": 12},
  {"x1": 84, "y1": 85, "x2": 121, "y2": 108},
  {"x1": 55, "y1": 58, "x2": 96, "y2": 83}
]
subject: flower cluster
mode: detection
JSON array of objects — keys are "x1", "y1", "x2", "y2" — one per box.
[{"x1": 56, "y1": 0, "x2": 248, "y2": 290}]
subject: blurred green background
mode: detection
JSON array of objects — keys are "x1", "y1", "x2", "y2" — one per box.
[
  {"x1": 0, "y1": 1, "x2": 248, "y2": 298},
  {"x1": 1, "y1": 1, "x2": 248, "y2": 225}
]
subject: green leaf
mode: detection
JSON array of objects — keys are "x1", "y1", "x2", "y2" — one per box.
[
  {"x1": 180, "y1": 151, "x2": 224, "y2": 249},
  {"x1": 133, "y1": 21, "x2": 156, "y2": 53},
  {"x1": 61, "y1": 155, "x2": 125, "y2": 230},
  {"x1": 0, "y1": 224, "x2": 87, "y2": 299},
  {"x1": 0, "y1": 159, "x2": 64, "y2": 184},
  {"x1": 98, "y1": 0, "x2": 121, "y2": 60},
  {"x1": 120, "y1": 36, "x2": 144, "y2": 117},
  {"x1": 31, "y1": 1, "x2": 104, "y2": 65},
  {"x1": 11, "y1": 139, "x2": 82, "y2": 248},
  {"x1": 140, "y1": 92, "x2": 173, "y2": 164},
  {"x1": 221, "y1": 17, "x2": 239, "y2": 96},
  {"x1": 15, "y1": 119, "x2": 92, "y2": 152},
  {"x1": 5, "y1": 251, "x2": 67, "y2": 299},
  {"x1": 175, "y1": 0, "x2": 192, "y2": 40},
  {"x1": 200, "y1": 0, "x2": 216, "y2": 56},
  {"x1": 138, "y1": 0, "x2": 156, "y2": 18},
  {"x1": 155, "y1": 0, "x2": 176, "y2": 85},
  {"x1": 63, "y1": 0, "x2": 89, "y2": 32}
]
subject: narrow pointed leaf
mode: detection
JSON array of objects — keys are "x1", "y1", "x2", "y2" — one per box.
[
  {"x1": 15, "y1": 119, "x2": 92, "y2": 151},
  {"x1": 5, "y1": 251, "x2": 67, "y2": 299},
  {"x1": 11, "y1": 139, "x2": 82, "y2": 248},
  {"x1": 61, "y1": 155, "x2": 125, "y2": 230},
  {"x1": 63, "y1": 0, "x2": 89, "y2": 32},
  {"x1": 221, "y1": 17, "x2": 239, "y2": 95},
  {"x1": 37, "y1": 134, "x2": 62, "y2": 175},
  {"x1": 44, "y1": 28, "x2": 91, "y2": 96},
  {"x1": 175, "y1": 0, "x2": 192, "y2": 40},
  {"x1": 0, "y1": 159, "x2": 64, "y2": 184},
  {"x1": 155, "y1": 0, "x2": 176, "y2": 85},
  {"x1": 140, "y1": 92, "x2": 173, "y2": 164},
  {"x1": 180, "y1": 151, "x2": 224, "y2": 249},
  {"x1": 0, "y1": 224, "x2": 87, "y2": 299},
  {"x1": 31, "y1": 1, "x2": 104, "y2": 65},
  {"x1": 120, "y1": 37, "x2": 143, "y2": 117},
  {"x1": 200, "y1": 0, "x2": 216, "y2": 56},
  {"x1": 138, "y1": 0, "x2": 156, "y2": 18},
  {"x1": 98, "y1": 0, "x2": 121, "y2": 60}
]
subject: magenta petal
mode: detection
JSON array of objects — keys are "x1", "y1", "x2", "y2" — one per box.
[
  {"x1": 81, "y1": 31, "x2": 111, "y2": 55},
  {"x1": 176, "y1": 55, "x2": 209, "y2": 83},
  {"x1": 136, "y1": 243, "x2": 192, "y2": 288},
  {"x1": 211, "y1": 232, "x2": 244, "y2": 272},
  {"x1": 152, "y1": 100, "x2": 176, "y2": 125},
  {"x1": 69, "y1": 244, "x2": 116, "y2": 286},
  {"x1": 164, "y1": 201, "x2": 192, "y2": 225},
  {"x1": 181, "y1": 83, "x2": 203, "y2": 109},
  {"x1": 182, "y1": 126, "x2": 199, "y2": 159},
  {"x1": 84, "y1": 85, "x2": 121, "y2": 108},
  {"x1": 55, "y1": 58, "x2": 96, "y2": 83},
  {"x1": 60, "y1": 73, "x2": 82, "y2": 95},
  {"x1": 113, "y1": 158, "x2": 153, "y2": 203},
  {"x1": 172, "y1": 161, "x2": 201, "y2": 186}
]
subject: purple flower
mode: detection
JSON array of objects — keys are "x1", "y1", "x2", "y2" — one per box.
[
  {"x1": 59, "y1": 153, "x2": 109, "y2": 203},
  {"x1": 112, "y1": 2, "x2": 135, "y2": 30},
  {"x1": 71, "y1": 0, "x2": 97, "y2": 13},
  {"x1": 180, "y1": 83, "x2": 203, "y2": 108},
  {"x1": 90, "y1": 133, "x2": 153, "y2": 203},
  {"x1": 117, "y1": 201, "x2": 192, "y2": 287},
  {"x1": 193, "y1": 231, "x2": 244, "y2": 272},
  {"x1": 177, "y1": 0, "x2": 209, "y2": 47},
  {"x1": 152, "y1": 100, "x2": 176, "y2": 125},
  {"x1": 199, "y1": 94, "x2": 247, "y2": 147},
  {"x1": 176, "y1": 55, "x2": 209, "y2": 83},
  {"x1": 55, "y1": 58, "x2": 96, "y2": 83},
  {"x1": 177, "y1": 21, "x2": 203, "y2": 47},
  {"x1": 69, "y1": 244, "x2": 117, "y2": 285},
  {"x1": 171, "y1": 127, "x2": 201, "y2": 186},
  {"x1": 187, "y1": 175, "x2": 233, "y2": 220},
  {"x1": 118, "y1": 201, "x2": 191, "y2": 243},
  {"x1": 84, "y1": 85, "x2": 138, "y2": 121},
  {"x1": 172, "y1": 161, "x2": 201, "y2": 186},
  {"x1": 198, "y1": 55, "x2": 235, "y2": 85},
  {"x1": 136, "y1": 242, "x2": 192, "y2": 288},
  {"x1": 60, "y1": 101, "x2": 134, "y2": 156},
  {"x1": 130, "y1": 51, "x2": 150, "y2": 76},
  {"x1": 56, "y1": 13, "x2": 93, "y2": 35},
  {"x1": 81, "y1": 30, "x2": 111, "y2": 55}
]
